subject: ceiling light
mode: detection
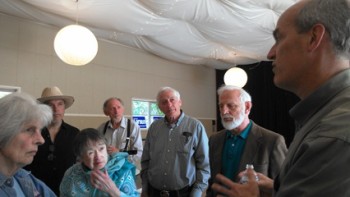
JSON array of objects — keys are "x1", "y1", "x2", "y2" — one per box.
[
  {"x1": 224, "y1": 67, "x2": 248, "y2": 87},
  {"x1": 54, "y1": 24, "x2": 98, "y2": 66},
  {"x1": 53, "y1": 0, "x2": 98, "y2": 66}
]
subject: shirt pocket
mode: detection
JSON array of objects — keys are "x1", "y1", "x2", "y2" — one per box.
[{"x1": 176, "y1": 134, "x2": 193, "y2": 154}]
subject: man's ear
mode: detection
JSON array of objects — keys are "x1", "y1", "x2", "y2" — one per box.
[
  {"x1": 308, "y1": 23, "x2": 326, "y2": 51},
  {"x1": 245, "y1": 101, "x2": 252, "y2": 114}
]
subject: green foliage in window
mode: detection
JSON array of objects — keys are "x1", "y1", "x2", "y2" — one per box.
[
  {"x1": 132, "y1": 100, "x2": 149, "y2": 115},
  {"x1": 132, "y1": 100, "x2": 164, "y2": 129},
  {"x1": 150, "y1": 102, "x2": 163, "y2": 116}
]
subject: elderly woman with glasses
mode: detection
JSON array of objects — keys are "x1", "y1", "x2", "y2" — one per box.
[
  {"x1": 60, "y1": 128, "x2": 139, "y2": 197},
  {"x1": 0, "y1": 92, "x2": 55, "y2": 196}
]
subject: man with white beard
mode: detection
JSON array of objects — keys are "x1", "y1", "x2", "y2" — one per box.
[{"x1": 206, "y1": 85, "x2": 288, "y2": 197}]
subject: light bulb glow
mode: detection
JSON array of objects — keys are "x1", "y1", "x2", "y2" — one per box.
[
  {"x1": 224, "y1": 67, "x2": 248, "y2": 87},
  {"x1": 54, "y1": 24, "x2": 98, "y2": 66}
]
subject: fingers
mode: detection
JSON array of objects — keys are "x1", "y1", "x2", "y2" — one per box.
[
  {"x1": 103, "y1": 168, "x2": 108, "y2": 175},
  {"x1": 212, "y1": 174, "x2": 239, "y2": 196},
  {"x1": 90, "y1": 171, "x2": 110, "y2": 191},
  {"x1": 255, "y1": 172, "x2": 274, "y2": 193},
  {"x1": 212, "y1": 182, "x2": 230, "y2": 195},
  {"x1": 245, "y1": 168, "x2": 258, "y2": 181},
  {"x1": 90, "y1": 170, "x2": 105, "y2": 187},
  {"x1": 90, "y1": 176, "x2": 100, "y2": 189},
  {"x1": 212, "y1": 173, "x2": 260, "y2": 197},
  {"x1": 215, "y1": 173, "x2": 236, "y2": 186},
  {"x1": 91, "y1": 170, "x2": 120, "y2": 196}
]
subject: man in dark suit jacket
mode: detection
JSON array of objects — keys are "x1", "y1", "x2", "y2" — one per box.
[{"x1": 207, "y1": 85, "x2": 287, "y2": 197}]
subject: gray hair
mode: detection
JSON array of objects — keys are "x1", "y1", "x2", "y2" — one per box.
[
  {"x1": 0, "y1": 92, "x2": 52, "y2": 149},
  {"x1": 156, "y1": 87, "x2": 181, "y2": 104},
  {"x1": 103, "y1": 97, "x2": 124, "y2": 111},
  {"x1": 295, "y1": 0, "x2": 350, "y2": 58},
  {"x1": 217, "y1": 85, "x2": 252, "y2": 103},
  {"x1": 73, "y1": 128, "x2": 107, "y2": 159}
]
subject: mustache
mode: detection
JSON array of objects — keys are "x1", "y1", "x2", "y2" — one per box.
[{"x1": 222, "y1": 114, "x2": 234, "y2": 119}]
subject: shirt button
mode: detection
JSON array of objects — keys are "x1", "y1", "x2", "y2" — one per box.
[{"x1": 167, "y1": 149, "x2": 170, "y2": 152}]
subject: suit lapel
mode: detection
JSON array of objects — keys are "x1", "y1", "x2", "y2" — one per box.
[{"x1": 239, "y1": 122, "x2": 262, "y2": 174}]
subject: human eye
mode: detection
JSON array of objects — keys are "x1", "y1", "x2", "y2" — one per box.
[
  {"x1": 228, "y1": 104, "x2": 238, "y2": 110},
  {"x1": 87, "y1": 151, "x2": 94, "y2": 157},
  {"x1": 22, "y1": 124, "x2": 40, "y2": 136},
  {"x1": 25, "y1": 126, "x2": 36, "y2": 134},
  {"x1": 170, "y1": 97, "x2": 178, "y2": 103},
  {"x1": 273, "y1": 29, "x2": 280, "y2": 42},
  {"x1": 160, "y1": 100, "x2": 167, "y2": 105},
  {"x1": 99, "y1": 146, "x2": 105, "y2": 152}
]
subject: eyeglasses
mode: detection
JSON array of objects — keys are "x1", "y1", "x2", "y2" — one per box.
[{"x1": 47, "y1": 144, "x2": 56, "y2": 161}]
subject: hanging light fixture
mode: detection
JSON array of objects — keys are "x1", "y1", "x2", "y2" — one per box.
[
  {"x1": 53, "y1": 0, "x2": 98, "y2": 66},
  {"x1": 224, "y1": 67, "x2": 248, "y2": 87}
]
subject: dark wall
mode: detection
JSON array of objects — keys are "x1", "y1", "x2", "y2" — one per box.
[{"x1": 215, "y1": 61, "x2": 299, "y2": 146}]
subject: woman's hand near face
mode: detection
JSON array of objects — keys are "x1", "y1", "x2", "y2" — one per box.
[{"x1": 90, "y1": 168, "x2": 121, "y2": 197}]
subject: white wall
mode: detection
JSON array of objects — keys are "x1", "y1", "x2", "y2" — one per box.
[{"x1": 0, "y1": 13, "x2": 217, "y2": 130}]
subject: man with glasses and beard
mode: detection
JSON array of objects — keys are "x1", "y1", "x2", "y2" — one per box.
[{"x1": 206, "y1": 85, "x2": 287, "y2": 197}]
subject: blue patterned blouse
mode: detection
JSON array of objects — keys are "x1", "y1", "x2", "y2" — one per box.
[{"x1": 60, "y1": 152, "x2": 139, "y2": 197}]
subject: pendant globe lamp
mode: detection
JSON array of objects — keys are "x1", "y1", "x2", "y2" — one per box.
[
  {"x1": 224, "y1": 67, "x2": 248, "y2": 87},
  {"x1": 53, "y1": 0, "x2": 98, "y2": 66}
]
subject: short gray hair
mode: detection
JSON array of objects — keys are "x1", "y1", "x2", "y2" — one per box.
[
  {"x1": 0, "y1": 92, "x2": 52, "y2": 149},
  {"x1": 295, "y1": 0, "x2": 350, "y2": 58},
  {"x1": 217, "y1": 85, "x2": 252, "y2": 103},
  {"x1": 156, "y1": 87, "x2": 181, "y2": 104}
]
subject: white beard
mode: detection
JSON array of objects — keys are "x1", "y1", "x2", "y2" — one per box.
[{"x1": 221, "y1": 109, "x2": 245, "y2": 130}]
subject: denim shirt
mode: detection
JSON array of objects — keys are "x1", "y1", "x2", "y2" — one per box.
[
  {"x1": 141, "y1": 111, "x2": 210, "y2": 197},
  {"x1": 0, "y1": 169, "x2": 56, "y2": 197}
]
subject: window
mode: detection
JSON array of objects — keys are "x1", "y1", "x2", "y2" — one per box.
[
  {"x1": 132, "y1": 99, "x2": 163, "y2": 129},
  {"x1": 0, "y1": 85, "x2": 21, "y2": 99}
]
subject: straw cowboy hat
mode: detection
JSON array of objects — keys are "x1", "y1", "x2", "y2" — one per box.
[{"x1": 37, "y1": 86, "x2": 74, "y2": 109}]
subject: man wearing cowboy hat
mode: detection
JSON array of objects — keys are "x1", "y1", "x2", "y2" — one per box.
[{"x1": 25, "y1": 86, "x2": 79, "y2": 195}]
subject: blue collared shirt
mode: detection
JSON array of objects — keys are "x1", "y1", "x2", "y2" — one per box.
[
  {"x1": 141, "y1": 111, "x2": 210, "y2": 197},
  {"x1": 222, "y1": 120, "x2": 252, "y2": 181},
  {"x1": 0, "y1": 169, "x2": 56, "y2": 197}
]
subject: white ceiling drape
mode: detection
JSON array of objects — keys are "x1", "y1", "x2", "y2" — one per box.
[{"x1": 0, "y1": 0, "x2": 296, "y2": 69}]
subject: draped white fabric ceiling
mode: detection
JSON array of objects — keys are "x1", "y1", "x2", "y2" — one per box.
[{"x1": 0, "y1": 0, "x2": 296, "y2": 69}]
